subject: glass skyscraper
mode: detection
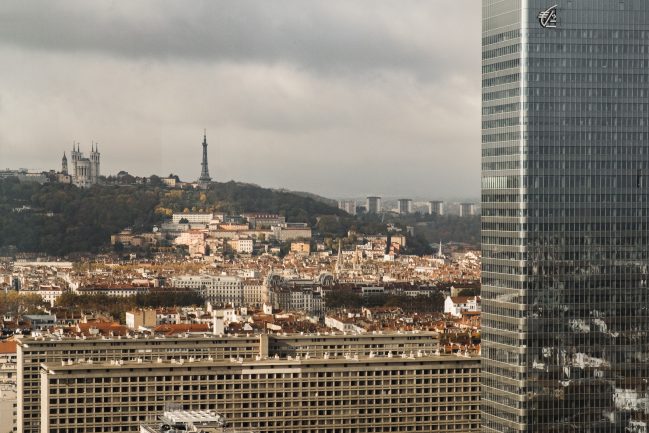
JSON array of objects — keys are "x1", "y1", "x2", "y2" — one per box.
[{"x1": 481, "y1": 1, "x2": 649, "y2": 432}]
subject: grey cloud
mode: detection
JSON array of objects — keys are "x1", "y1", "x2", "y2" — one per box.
[
  {"x1": 0, "y1": 1, "x2": 476, "y2": 80},
  {"x1": 0, "y1": 1, "x2": 481, "y2": 199}
]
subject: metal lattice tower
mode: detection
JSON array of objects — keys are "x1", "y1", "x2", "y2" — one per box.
[{"x1": 199, "y1": 130, "x2": 212, "y2": 186}]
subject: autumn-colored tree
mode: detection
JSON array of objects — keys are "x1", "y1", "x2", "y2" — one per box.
[{"x1": 0, "y1": 292, "x2": 47, "y2": 316}]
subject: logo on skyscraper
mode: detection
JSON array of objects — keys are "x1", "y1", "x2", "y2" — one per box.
[{"x1": 538, "y1": 5, "x2": 558, "y2": 28}]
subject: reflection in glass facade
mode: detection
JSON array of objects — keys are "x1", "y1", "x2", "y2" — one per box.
[{"x1": 481, "y1": 1, "x2": 649, "y2": 432}]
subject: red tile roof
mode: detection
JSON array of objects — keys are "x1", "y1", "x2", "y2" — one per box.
[{"x1": 0, "y1": 340, "x2": 17, "y2": 354}]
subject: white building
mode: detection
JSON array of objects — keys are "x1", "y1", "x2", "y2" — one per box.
[
  {"x1": 69, "y1": 143, "x2": 100, "y2": 188},
  {"x1": 228, "y1": 237, "x2": 254, "y2": 254},
  {"x1": 444, "y1": 295, "x2": 481, "y2": 317},
  {"x1": 459, "y1": 203, "x2": 477, "y2": 217},
  {"x1": 172, "y1": 213, "x2": 214, "y2": 225},
  {"x1": 171, "y1": 275, "x2": 244, "y2": 306},
  {"x1": 324, "y1": 315, "x2": 366, "y2": 334},
  {"x1": 30, "y1": 286, "x2": 64, "y2": 307},
  {"x1": 174, "y1": 230, "x2": 207, "y2": 256},
  {"x1": 429, "y1": 201, "x2": 445, "y2": 215},
  {"x1": 161, "y1": 176, "x2": 177, "y2": 188},
  {"x1": 366, "y1": 196, "x2": 382, "y2": 213},
  {"x1": 397, "y1": 199, "x2": 412, "y2": 214}
]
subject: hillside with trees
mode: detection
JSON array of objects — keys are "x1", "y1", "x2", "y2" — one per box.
[
  {"x1": 0, "y1": 178, "x2": 346, "y2": 255},
  {"x1": 0, "y1": 177, "x2": 479, "y2": 256},
  {"x1": 0, "y1": 179, "x2": 160, "y2": 255},
  {"x1": 156, "y1": 181, "x2": 347, "y2": 223}
]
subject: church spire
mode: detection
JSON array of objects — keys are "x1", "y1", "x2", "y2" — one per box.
[
  {"x1": 335, "y1": 239, "x2": 343, "y2": 274},
  {"x1": 62, "y1": 151, "x2": 68, "y2": 175}
]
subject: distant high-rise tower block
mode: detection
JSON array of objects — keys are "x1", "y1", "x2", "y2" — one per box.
[
  {"x1": 67, "y1": 142, "x2": 100, "y2": 188},
  {"x1": 397, "y1": 199, "x2": 412, "y2": 215},
  {"x1": 198, "y1": 131, "x2": 212, "y2": 188},
  {"x1": 458, "y1": 203, "x2": 475, "y2": 217},
  {"x1": 338, "y1": 200, "x2": 357, "y2": 215},
  {"x1": 428, "y1": 201, "x2": 444, "y2": 215},
  {"x1": 366, "y1": 196, "x2": 382, "y2": 213}
]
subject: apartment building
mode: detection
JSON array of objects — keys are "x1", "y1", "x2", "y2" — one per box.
[
  {"x1": 242, "y1": 281, "x2": 266, "y2": 308},
  {"x1": 172, "y1": 213, "x2": 214, "y2": 225},
  {"x1": 0, "y1": 339, "x2": 17, "y2": 433},
  {"x1": 227, "y1": 238, "x2": 254, "y2": 254},
  {"x1": 18, "y1": 332, "x2": 442, "y2": 433},
  {"x1": 265, "y1": 331, "x2": 440, "y2": 359},
  {"x1": 41, "y1": 354, "x2": 480, "y2": 433},
  {"x1": 243, "y1": 214, "x2": 285, "y2": 230},
  {"x1": 171, "y1": 275, "x2": 244, "y2": 306},
  {"x1": 16, "y1": 335, "x2": 261, "y2": 433},
  {"x1": 267, "y1": 287, "x2": 323, "y2": 316},
  {"x1": 428, "y1": 201, "x2": 444, "y2": 216},
  {"x1": 338, "y1": 200, "x2": 357, "y2": 215}
]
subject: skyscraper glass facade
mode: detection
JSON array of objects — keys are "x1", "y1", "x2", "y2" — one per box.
[{"x1": 481, "y1": 1, "x2": 649, "y2": 432}]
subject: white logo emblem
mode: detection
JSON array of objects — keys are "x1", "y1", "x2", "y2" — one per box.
[{"x1": 538, "y1": 5, "x2": 558, "y2": 28}]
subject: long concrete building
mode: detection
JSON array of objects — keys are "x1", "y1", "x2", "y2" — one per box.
[
  {"x1": 18, "y1": 331, "x2": 442, "y2": 433},
  {"x1": 41, "y1": 354, "x2": 480, "y2": 433}
]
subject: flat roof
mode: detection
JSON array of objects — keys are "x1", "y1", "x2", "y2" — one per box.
[
  {"x1": 42, "y1": 353, "x2": 479, "y2": 373},
  {"x1": 18, "y1": 330, "x2": 440, "y2": 346}
]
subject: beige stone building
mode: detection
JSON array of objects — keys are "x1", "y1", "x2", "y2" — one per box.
[
  {"x1": 41, "y1": 354, "x2": 479, "y2": 433},
  {"x1": 242, "y1": 281, "x2": 266, "y2": 307},
  {"x1": 18, "y1": 331, "x2": 464, "y2": 433},
  {"x1": 290, "y1": 242, "x2": 310, "y2": 254},
  {"x1": 271, "y1": 224, "x2": 312, "y2": 242},
  {"x1": 17, "y1": 335, "x2": 261, "y2": 433},
  {"x1": 125, "y1": 309, "x2": 157, "y2": 329}
]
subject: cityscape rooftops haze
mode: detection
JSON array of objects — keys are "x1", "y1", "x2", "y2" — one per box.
[{"x1": 2, "y1": 1, "x2": 649, "y2": 433}]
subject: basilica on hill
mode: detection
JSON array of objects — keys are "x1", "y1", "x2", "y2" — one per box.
[{"x1": 61, "y1": 142, "x2": 100, "y2": 188}]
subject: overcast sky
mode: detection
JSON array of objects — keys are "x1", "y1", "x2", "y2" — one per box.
[{"x1": 0, "y1": 1, "x2": 481, "y2": 200}]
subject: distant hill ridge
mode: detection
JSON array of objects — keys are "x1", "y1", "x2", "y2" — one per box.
[
  {"x1": 278, "y1": 189, "x2": 338, "y2": 208},
  {"x1": 0, "y1": 178, "x2": 345, "y2": 255}
]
